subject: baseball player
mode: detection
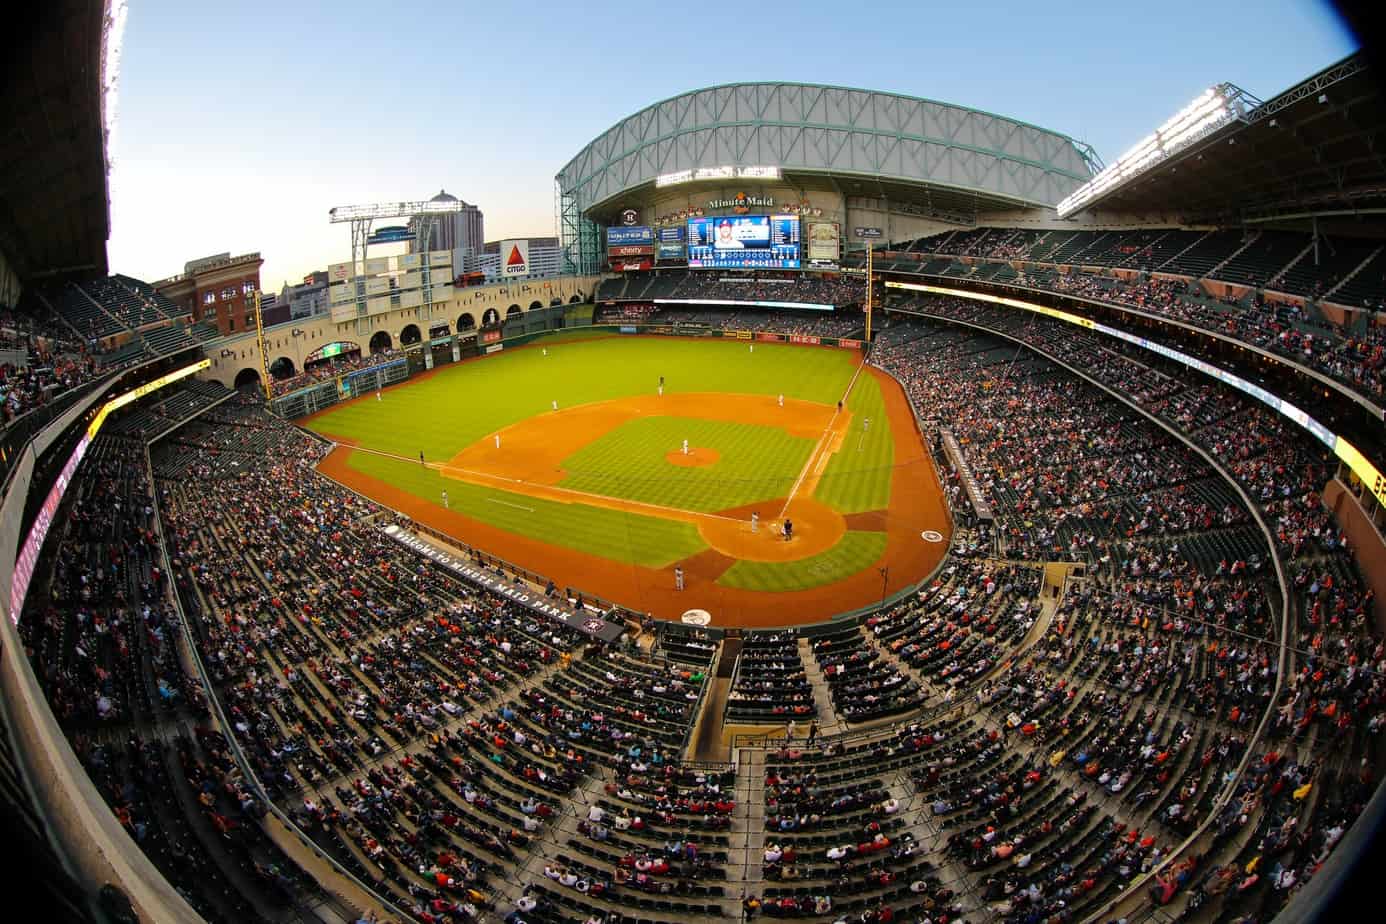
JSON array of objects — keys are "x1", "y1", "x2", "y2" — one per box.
[
  {"x1": 674, "y1": 566, "x2": 685, "y2": 591},
  {"x1": 682, "y1": 439, "x2": 689, "y2": 455},
  {"x1": 751, "y1": 512, "x2": 759, "y2": 533}
]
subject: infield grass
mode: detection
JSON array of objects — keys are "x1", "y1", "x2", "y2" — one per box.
[{"x1": 559, "y1": 416, "x2": 814, "y2": 513}]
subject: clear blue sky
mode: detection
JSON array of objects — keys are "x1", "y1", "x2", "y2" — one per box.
[{"x1": 105, "y1": 0, "x2": 1358, "y2": 290}]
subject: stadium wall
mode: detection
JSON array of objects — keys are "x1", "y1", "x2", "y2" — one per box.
[{"x1": 201, "y1": 274, "x2": 599, "y2": 388}]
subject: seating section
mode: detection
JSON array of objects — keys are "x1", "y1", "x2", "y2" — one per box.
[
  {"x1": 597, "y1": 271, "x2": 864, "y2": 310},
  {"x1": 726, "y1": 633, "x2": 817, "y2": 723},
  {"x1": 899, "y1": 225, "x2": 1385, "y2": 305},
  {"x1": 1212, "y1": 231, "x2": 1308, "y2": 289},
  {"x1": 7, "y1": 300, "x2": 1384, "y2": 924}
]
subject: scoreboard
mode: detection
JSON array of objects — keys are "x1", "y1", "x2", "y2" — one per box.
[{"x1": 687, "y1": 215, "x2": 800, "y2": 269}]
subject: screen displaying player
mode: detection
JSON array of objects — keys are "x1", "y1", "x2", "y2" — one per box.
[{"x1": 687, "y1": 215, "x2": 798, "y2": 268}]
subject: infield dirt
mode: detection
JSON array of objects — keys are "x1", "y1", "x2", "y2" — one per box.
[{"x1": 315, "y1": 361, "x2": 950, "y2": 628}]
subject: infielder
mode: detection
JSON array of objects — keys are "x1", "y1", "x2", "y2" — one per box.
[
  {"x1": 495, "y1": 434, "x2": 501, "y2": 448},
  {"x1": 441, "y1": 489, "x2": 449, "y2": 509},
  {"x1": 674, "y1": 566, "x2": 685, "y2": 591},
  {"x1": 777, "y1": 394, "x2": 784, "y2": 407},
  {"x1": 552, "y1": 399, "x2": 558, "y2": 411},
  {"x1": 751, "y1": 512, "x2": 759, "y2": 533},
  {"x1": 682, "y1": 439, "x2": 689, "y2": 455}
]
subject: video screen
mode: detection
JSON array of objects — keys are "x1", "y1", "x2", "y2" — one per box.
[{"x1": 687, "y1": 215, "x2": 800, "y2": 268}]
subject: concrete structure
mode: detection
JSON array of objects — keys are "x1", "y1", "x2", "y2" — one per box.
[
  {"x1": 556, "y1": 82, "x2": 1100, "y2": 274},
  {"x1": 201, "y1": 273, "x2": 598, "y2": 389},
  {"x1": 153, "y1": 251, "x2": 264, "y2": 335}
]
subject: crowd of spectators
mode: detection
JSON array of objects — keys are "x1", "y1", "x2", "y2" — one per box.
[
  {"x1": 873, "y1": 238, "x2": 1386, "y2": 404},
  {"x1": 871, "y1": 299, "x2": 1385, "y2": 922},
  {"x1": 269, "y1": 347, "x2": 402, "y2": 397},
  {"x1": 648, "y1": 306, "x2": 864, "y2": 339},
  {"x1": 9, "y1": 295, "x2": 1386, "y2": 924},
  {"x1": 0, "y1": 305, "x2": 111, "y2": 425}
]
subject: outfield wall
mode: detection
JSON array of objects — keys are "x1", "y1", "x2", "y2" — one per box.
[{"x1": 272, "y1": 323, "x2": 865, "y2": 420}]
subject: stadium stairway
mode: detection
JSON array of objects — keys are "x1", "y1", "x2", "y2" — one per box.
[
  {"x1": 797, "y1": 638, "x2": 845, "y2": 735},
  {"x1": 690, "y1": 639, "x2": 738, "y2": 762}
]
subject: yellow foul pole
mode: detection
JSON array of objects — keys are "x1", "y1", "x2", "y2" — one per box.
[{"x1": 252, "y1": 290, "x2": 272, "y2": 401}]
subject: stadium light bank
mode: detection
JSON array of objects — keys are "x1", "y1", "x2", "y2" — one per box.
[{"x1": 1055, "y1": 84, "x2": 1257, "y2": 218}]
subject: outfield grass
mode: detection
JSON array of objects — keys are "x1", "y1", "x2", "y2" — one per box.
[
  {"x1": 306, "y1": 337, "x2": 859, "y2": 463},
  {"x1": 814, "y1": 369, "x2": 894, "y2": 513},
  {"x1": 344, "y1": 449, "x2": 705, "y2": 568},
  {"x1": 717, "y1": 530, "x2": 888, "y2": 592},
  {"x1": 559, "y1": 416, "x2": 813, "y2": 513}
]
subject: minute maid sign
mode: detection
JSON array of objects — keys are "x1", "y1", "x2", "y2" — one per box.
[{"x1": 708, "y1": 192, "x2": 775, "y2": 213}]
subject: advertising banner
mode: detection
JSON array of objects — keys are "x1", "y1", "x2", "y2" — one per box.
[
  {"x1": 607, "y1": 226, "x2": 654, "y2": 246},
  {"x1": 789, "y1": 334, "x2": 821, "y2": 345},
  {"x1": 608, "y1": 244, "x2": 654, "y2": 257},
  {"x1": 656, "y1": 243, "x2": 686, "y2": 261},
  {"x1": 807, "y1": 222, "x2": 841, "y2": 262},
  {"x1": 657, "y1": 226, "x2": 686, "y2": 243},
  {"x1": 329, "y1": 261, "x2": 354, "y2": 282},
  {"x1": 481, "y1": 329, "x2": 501, "y2": 343},
  {"x1": 838, "y1": 338, "x2": 862, "y2": 349},
  {"x1": 500, "y1": 239, "x2": 529, "y2": 277},
  {"x1": 756, "y1": 332, "x2": 782, "y2": 343}
]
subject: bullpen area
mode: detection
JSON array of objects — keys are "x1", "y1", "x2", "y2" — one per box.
[{"x1": 305, "y1": 334, "x2": 951, "y2": 626}]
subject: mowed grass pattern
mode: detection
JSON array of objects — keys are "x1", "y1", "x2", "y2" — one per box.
[
  {"x1": 309, "y1": 336, "x2": 901, "y2": 588},
  {"x1": 814, "y1": 369, "x2": 894, "y2": 513},
  {"x1": 306, "y1": 337, "x2": 858, "y2": 463},
  {"x1": 559, "y1": 416, "x2": 813, "y2": 513},
  {"x1": 717, "y1": 531, "x2": 888, "y2": 592},
  {"x1": 344, "y1": 450, "x2": 705, "y2": 568}
]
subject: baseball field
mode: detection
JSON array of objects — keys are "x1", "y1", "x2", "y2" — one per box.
[{"x1": 305, "y1": 333, "x2": 951, "y2": 627}]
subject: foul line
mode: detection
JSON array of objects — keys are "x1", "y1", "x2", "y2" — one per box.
[
  {"x1": 777, "y1": 357, "x2": 867, "y2": 520},
  {"x1": 336, "y1": 443, "x2": 748, "y2": 526},
  {"x1": 487, "y1": 498, "x2": 535, "y2": 513}
]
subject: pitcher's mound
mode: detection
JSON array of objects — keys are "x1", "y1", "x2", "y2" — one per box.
[{"x1": 665, "y1": 447, "x2": 719, "y2": 467}]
